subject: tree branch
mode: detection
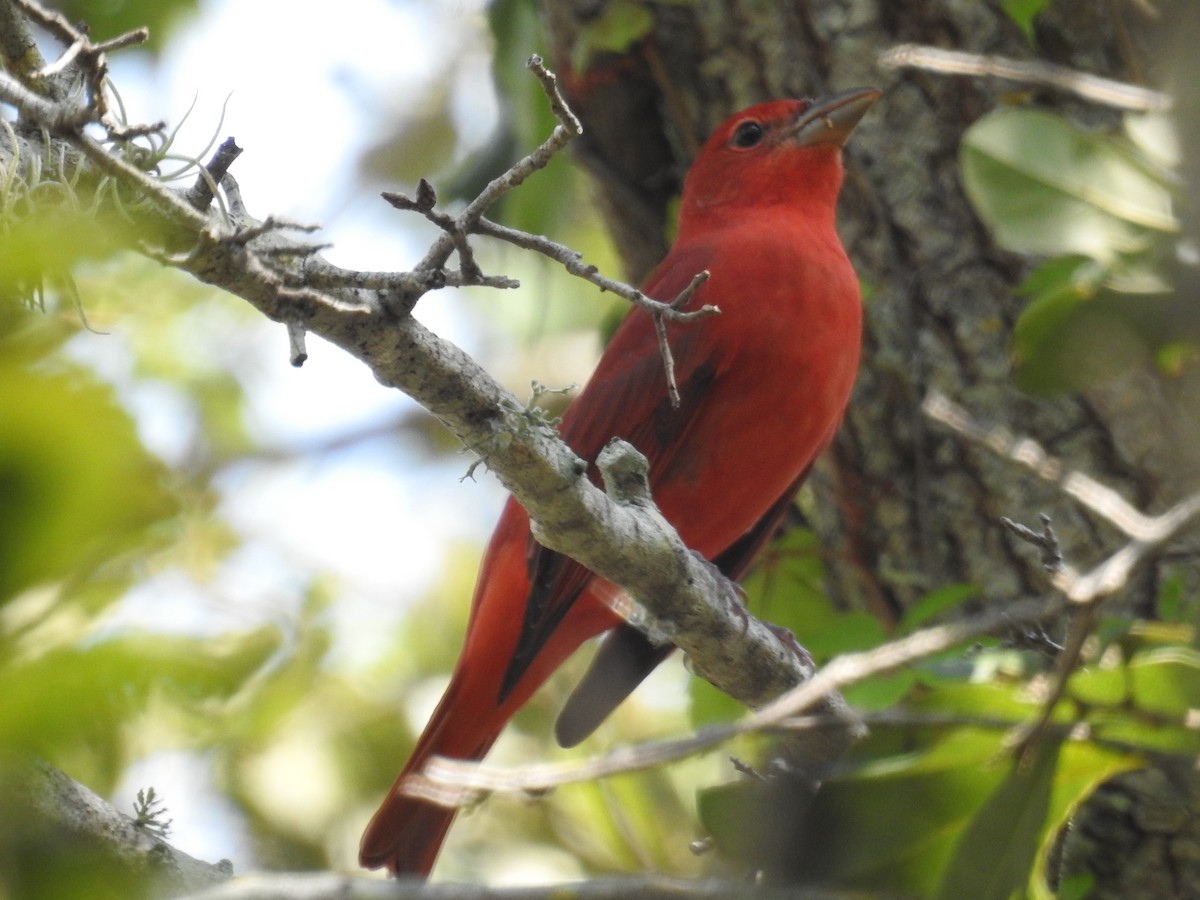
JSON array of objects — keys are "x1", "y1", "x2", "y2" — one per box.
[
  {"x1": 178, "y1": 872, "x2": 822, "y2": 900},
  {"x1": 923, "y1": 388, "x2": 1200, "y2": 759},
  {"x1": 404, "y1": 593, "x2": 1065, "y2": 806},
  {"x1": 1, "y1": 761, "x2": 232, "y2": 897},
  {"x1": 880, "y1": 43, "x2": 1172, "y2": 111},
  {"x1": 0, "y1": 0, "x2": 853, "y2": 799}
]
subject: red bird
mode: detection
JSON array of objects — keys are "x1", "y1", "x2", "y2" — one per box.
[{"x1": 360, "y1": 87, "x2": 879, "y2": 877}]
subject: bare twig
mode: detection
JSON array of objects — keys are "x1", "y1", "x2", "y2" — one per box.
[
  {"x1": 473, "y1": 217, "x2": 716, "y2": 405},
  {"x1": 924, "y1": 389, "x2": 1200, "y2": 758},
  {"x1": 404, "y1": 593, "x2": 1066, "y2": 807},
  {"x1": 376, "y1": 56, "x2": 714, "y2": 403},
  {"x1": 1003, "y1": 600, "x2": 1096, "y2": 760},
  {"x1": 383, "y1": 179, "x2": 482, "y2": 280},
  {"x1": 401, "y1": 54, "x2": 582, "y2": 308},
  {"x1": 1000, "y1": 513, "x2": 1063, "y2": 573},
  {"x1": 473, "y1": 217, "x2": 716, "y2": 321},
  {"x1": 12, "y1": 0, "x2": 150, "y2": 133},
  {"x1": 880, "y1": 43, "x2": 1172, "y2": 111},
  {"x1": 33, "y1": 27, "x2": 148, "y2": 81},
  {"x1": 923, "y1": 389, "x2": 1200, "y2": 603}
]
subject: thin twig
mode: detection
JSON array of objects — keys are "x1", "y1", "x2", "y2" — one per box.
[
  {"x1": 1000, "y1": 513, "x2": 1063, "y2": 573},
  {"x1": 924, "y1": 389, "x2": 1200, "y2": 604},
  {"x1": 880, "y1": 43, "x2": 1172, "y2": 111},
  {"x1": 376, "y1": 57, "x2": 714, "y2": 403},
  {"x1": 405, "y1": 54, "x2": 582, "y2": 298},
  {"x1": 383, "y1": 179, "x2": 482, "y2": 280},
  {"x1": 1003, "y1": 602, "x2": 1096, "y2": 761},
  {"x1": 11, "y1": 0, "x2": 78, "y2": 42},
  {"x1": 924, "y1": 390, "x2": 1182, "y2": 542},
  {"x1": 403, "y1": 594, "x2": 1067, "y2": 808},
  {"x1": 473, "y1": 218, "x2": 716, "y2": 323}
]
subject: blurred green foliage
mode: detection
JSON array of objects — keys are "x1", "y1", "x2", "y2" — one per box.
[
  {"x1": 1002, "y1": 0, "x2": 1056, "y2": 42},
  {"x1": 53, "y1": 0, "x2": 198, "y2": 52},
  {"x1": 960, "y1": 105, "x2": 1192, "y2": 393}
]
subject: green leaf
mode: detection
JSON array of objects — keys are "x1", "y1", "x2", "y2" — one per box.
[
  {"x1": 934, "y1": 741, "x2": 1059, "y2": 900},
  {"x1": 1033, "y1": 742, "x2": 1141, "y2": 894},
  {"x1": 689, "y1": 671, "x2": 744, "y2": 728},
  {"x1": 1016, "y1": 254, "x2": 1106, "y2": 299},
  {"x1": 1156, "y1": 570, "x2": 1191, "y2": 623},
  {"x1": 1010, "y1": 283, "x2": 1158, "y2": 393},
  {"x1": 842, "y1": 668, "x2": 916, "y2": 711},
  {"x1": 1002, "y1": 0, "x2": 1053, "y2": 42},
  {"x1": 691, "y1": 527, "x2": 841, "y2": 727},
  {"x1": 899, "y1": 583, "x2": 979, "y2": 633},
  {"x1": 700, "y1": 728, "x2": 1005, "y2": 890},
  {"x1": 0, "y1": 627, "x2": 280, "y2": 789},
  {"x1": 571, "y1": 1, "x2": 655, "y2": 73},
  {"x1": 740, "y1": 528, "x2": 836, "y2": 639},
  {"x1": 1129, "y1": 646, "x2": 1200, "y2": 717},
  {"x1": 782, "y1": 728, "x2": 1008, "y2": 892},
  {"x1": 961, "y1": 108, "x2": 1176, "y2": 264},
  {"x1": 1069, "y1": 661, "x2": 1129, "y2": 707},
  {"x1": 0, "y1": 358, "x2": 178, "y2": 601},
  {"x1": 910, "y1": 677, "x2": 1040, "y2": 724}
]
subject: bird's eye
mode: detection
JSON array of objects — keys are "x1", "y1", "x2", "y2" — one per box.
[{"x1": 731, "y1": 120, "x2": 765, "y2": 148}]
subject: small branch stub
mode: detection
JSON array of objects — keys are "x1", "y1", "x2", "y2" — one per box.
[
  {"x1": 1000, "y1": 513, "x2": 1063, "y2": 574},
  {"x1": 287, "y1": 321, "x2": 308, "y2": 367},
  {"x1": 596, "y1": 439, "x2": 653, "y2": 506}
]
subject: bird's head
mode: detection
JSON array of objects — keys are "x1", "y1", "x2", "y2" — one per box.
[{"x1": 678, "y1": 88, "x2": 879, "y2": 231}]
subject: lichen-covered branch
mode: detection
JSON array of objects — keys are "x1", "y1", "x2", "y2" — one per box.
[{"x1": 0, "y1": 762, "x2": 231, "y2": 897}]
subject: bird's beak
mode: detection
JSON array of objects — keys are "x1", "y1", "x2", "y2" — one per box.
[{"x1": 788, "y1": 87, "x2": 881, "y2": 148}]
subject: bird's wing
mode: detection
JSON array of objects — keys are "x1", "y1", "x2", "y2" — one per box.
[
  {"x1": 497, "y1": 245, "x2": 720, "y2": 703},
  {"x1": 553, "y1": 464, "x2": 811, "y2": 746}
]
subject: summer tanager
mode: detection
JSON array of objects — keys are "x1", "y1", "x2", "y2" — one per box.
[{"x1": 360, "y1": 87, "x2": 879, "y2": 877}]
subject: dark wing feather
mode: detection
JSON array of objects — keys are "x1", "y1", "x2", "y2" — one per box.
[{"x1": 496, "y1": 246, "x2": 718, "y2": 704}]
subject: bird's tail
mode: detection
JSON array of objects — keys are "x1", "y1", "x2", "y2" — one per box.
[{"x1": 358, "y1": 675, "x2": 498, "y2": 877}]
